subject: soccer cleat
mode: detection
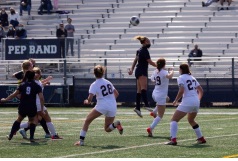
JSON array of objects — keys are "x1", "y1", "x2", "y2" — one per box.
[
  {"x1": 197, "y1": 136, "x2": 206, "y2": 144},
  {"x1": 45, "y1": 133, "x2": 51, "y2": 138},
  {"x1": 19, "y1": 130, "x2": 27, "y2": 139},
  {"x1": 144, "y1": 106, "x2": 153, "y2": 112},
  {"x1": 74, "y1": 140, "x2": 84, "y2": 146},
  {"x1": 114, "y1": 121, "x2": 123, "y2": 135},
  {"x1": 6, "y1": 134, "x2": 13, "y2": 141},
  {"x1": 30, "y1": 138, "x2": 35, "y2": 143},
  {"x1": 147, "y1": 127, "x2": 153, "y2": 137},
  {"x1": 51, "y1": 134, "x2": 63, "y2": 140},
  {"x1": 133, "y1": 108, "x2": 143, "y2": 118},
  {"x1": 150, "y1": 112, "x2": 157, "y2": 118},
  {"x1": 165, "y1": 138, "x2": 177, "y2": 146}
]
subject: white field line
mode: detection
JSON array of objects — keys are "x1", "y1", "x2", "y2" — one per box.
[{"x1": 58, "y1": 133, "x2": 238, "y2": 158}]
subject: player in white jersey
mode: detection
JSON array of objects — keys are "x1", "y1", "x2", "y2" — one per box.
[
  {"x1": 166, "y1": 63, "x2": 206, "y2": 145},
  {"x1": 146, "y1": 58, "x2": 174, "y2": 137},
  {"x1": 74, "y1": 65, "x2": 123, "y2": 146},
  {"x1": 19, "y1": 67, "x2": 62, "y2": 140}
]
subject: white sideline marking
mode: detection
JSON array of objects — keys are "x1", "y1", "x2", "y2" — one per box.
[{"x1": 58, "y1": 133, "x2": 238, "y2": 158}]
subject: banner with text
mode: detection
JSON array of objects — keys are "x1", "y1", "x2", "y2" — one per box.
[{"x1": 5, "y1": 38, "x2": 61, "y2": 60}]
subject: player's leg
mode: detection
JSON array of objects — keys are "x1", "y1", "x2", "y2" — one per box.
[
  {"x1": 165, "y1": 109, "x2": 187, "y2": 145},
  {"x1": 187, "y1": 112, "x2": 206, "y2": 144},
  {"x1": 7, "y1": 114, "x2": 24, "y2": 140},
  {"x1": 74, "y1": 108, "x2": 102, "y2": 146}
]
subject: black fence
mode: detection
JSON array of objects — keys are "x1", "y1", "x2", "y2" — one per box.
[{"x1": 73, "y1": 77, "x2": 238, "y2": 107}]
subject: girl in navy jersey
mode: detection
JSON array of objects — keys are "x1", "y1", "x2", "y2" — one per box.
[
  {"x1": 128, "y1": 36, "x2": 157, "y2": 117},
  {"x1": 166, "y1": 63, "x2": 206, "y2": 145}
]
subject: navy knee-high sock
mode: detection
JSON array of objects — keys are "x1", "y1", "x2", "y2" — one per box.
[
  {"x1": 141, "y1": 89, "x2": 149, "y2": 107},
  {"x1": 29, "y1": 123, "x2": 36, "y2": 140},
  {"x1": 10, "y1": 121, "x2": 20, "y2": 137},
  {"x1": 136, "y1": 93, "x2": 141, "y2": 111},
  {"x1": 40, "y1": 118, "x2": 50, "y2": 134}
]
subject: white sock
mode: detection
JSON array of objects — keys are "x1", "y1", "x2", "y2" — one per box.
[
  {"x1": 109, "y1": 124, "x2": 115, "y2": 130},
  {"x1": 150, "y1": 116, "x2": 161, "y2": 130},
  {"x1": 153, "y1": 106, "x2": 158, "y2": 113},
  {"x1": 20, "y1": 122, "x2": 29, "y2": 129},
  {"x1": 46, "y1": 122, "x2": 56, "y2": 136},
  {"x1": 194, "y1": 127, "x2": 203, "y2": 138},
  {"x1": 170, "y1": 121, "x2": 178, "y2": 139},
  {"x1": 80, "y1": 130, "x2": 87, "y2": 137}
]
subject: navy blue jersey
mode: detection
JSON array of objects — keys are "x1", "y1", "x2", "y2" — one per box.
[
  {"x1": 17, "y1": 81, "x2": 42, "y2": 109},
  {"x1": 135, "y1": 47, "x2": 151, "y2": 79}
]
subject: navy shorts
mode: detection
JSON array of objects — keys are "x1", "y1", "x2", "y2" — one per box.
[
  {"x1": 135, "y1": 68, "x2": 148, "y2": 79},
  {"x1": 18, "y1": 106, "x2": 37, "y2": 118}
]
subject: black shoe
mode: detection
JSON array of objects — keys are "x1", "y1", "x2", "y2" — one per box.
[
  {"x1": 226, "y1": 7, "x2": 229, "y2": 10},
  {"x1": 6, "y1": 134, "x2": 13, "y2": 141},
  {"x1": 219, "y1": 7, "x2": 224, "y2": 10},
  {"x1": 202, "y1": 1, "x2": 205, "y2": 7},
  {"x1": 38, "y1": 12, "x2": 43, "y2": 15}
]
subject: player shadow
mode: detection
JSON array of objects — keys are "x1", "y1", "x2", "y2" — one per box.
[
  {"x1": 142, "y1": 135, "x2": 170, "y2": 140},
  {"x1": 91, "y1": 145, "x2": 124, "y2": 149},
  {"x1": 20, "y1": 138, "x2": 49, "y2": 146},
  {"x1": 173, "y1": 143, "x2": 211, "y2": 148}
]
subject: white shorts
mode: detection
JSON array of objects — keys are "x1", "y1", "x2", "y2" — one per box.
[
  {"x1": 95, "y1": 102, "x2": 117, "y2": 117},
  {"x1": 152, "y1": 92, "x2": 167, "y2": 105},
  {"x1": 177, "y1": 97, "x2": 200, "y2": 113},
  {"x1": 37, "y1": 104, "x2": 47, "y2": 112}
]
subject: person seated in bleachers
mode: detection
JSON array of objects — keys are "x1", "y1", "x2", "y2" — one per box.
[
  {"x1": 188, "y1": 44, "x2": 203, "y2": 66},
  {"x1": 9, "y1": 8, "x2": 20, "y2": 28},
  {"x1": 6, "y1": 25, "x2": 15, "y2": 38},
  {"x1": 38, "y1": 0, "x2": 53, "y2": 15},
  {"x1": 20, "y1": 0, "x2": 32, "y2": 16},
  {"x1": 0, "y1": 8, "x2": 9, "y2": 28},
  {"x1": 15, "y1": 24, "x2": 27, "y2": 39},
  {"x1": 219, "y1": 0, "x2": 232, "y2": 10}
]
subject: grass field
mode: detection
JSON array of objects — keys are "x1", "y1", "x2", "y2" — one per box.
[{"x1": 0, "y1": 107, "x2": 238, "y2": 158}]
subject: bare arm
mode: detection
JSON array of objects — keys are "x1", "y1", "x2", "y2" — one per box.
[
  {"x1": 173, "y1": 86, "x2": 184, "y2": 106},
  {"x1": 1, "y1": 90, "x2": 20, "y2": 102},
  {"x1": 196, "y1": 85, "x2": 203, "y2": 100},
  {"x1": 128, "y1": 56, "x2": 138, "y2": 75},
  {"x1": 114, "y1": 89, "x2": 119, "y2": 99},
  {"x1": 166, "y1": 68, "x2": 174, "y2": 79},
  {"x1": 41, "y1": 76, "x2": 53, "y2": 86},
  {"x1": 147, "y1": 59, "x2": 157, "y2": 67},
  {"x1": 84, "y1": 93, "x2": 94, "y2": 104}
]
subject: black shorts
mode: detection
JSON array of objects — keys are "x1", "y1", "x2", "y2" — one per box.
[
  {"x1": 18, "y1": 106, "x2": 37, "y2": 118},
  {"x1": 135, "y1": 68, "x2": 148, "y2": 79}
]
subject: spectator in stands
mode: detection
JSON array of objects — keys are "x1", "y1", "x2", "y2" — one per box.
[
  {"x1": 202, "y1": 0, "x2": 219, "y2": 7},
  {"x1": 128, "y1": 36, "x2": 157, "y2": 118},
  {"x1": 219, "y1": 0, "x2": 232, "y2": 10},
  {"x1": 56, "y1": 23, "x2": 67, "y2": 58},
  {"x1": 0, "y1": 8, "x2": 9, "y2": 28},
  {"x1": 53, "y1": 0, "x2": 59, "y2": 10},
  {"x1": 65, "y1": 18, "x2": 75, "y2": 57},
  {"x1": 38, "y1": 0, "x2": 53, "y2": 15},
  {"x1": 15, "y1": 24, "x2": 27, "y2": 39},
  {"x1": 20, "y1": 0, "x2": 32, "y2": 16},
  {"x1": 9, "y1": 8, "x2": 20, "y2": 28},
  {"x1": 7, "y1": 25, "x2": 15, "y2": 38},
  {"x1": 188, "y1": 44, "x2": 203, "y2": 66},
  {"x1": 0, "y1": 25, "x2": 6, "y2": 43}
]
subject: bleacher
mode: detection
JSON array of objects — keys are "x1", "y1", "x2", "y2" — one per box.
[{"x1": 1, "y1": 0, "x2": 238, "y2": 84}]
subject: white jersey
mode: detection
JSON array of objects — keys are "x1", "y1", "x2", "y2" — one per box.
[
  {"x1": 150, "y1": 69, "x2": 169, "y2": 98},
  {"x1": 177, "y1": 74, "x2": 200, "y2": 98},
  {"x1": 89, "y1": 78, "x2": 116, "y2": 106},
  {"x1": 35, "y1": 80, "x2": 47, "y2": 111}
]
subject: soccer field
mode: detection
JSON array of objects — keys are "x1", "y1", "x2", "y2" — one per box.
[{"x1": 0, "y1": 107, "x2": 238, "y2": 158}]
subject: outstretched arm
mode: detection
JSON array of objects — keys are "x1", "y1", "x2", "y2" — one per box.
[{"x1": 1, "y1": 90, "x2": 20, "y2": 102}]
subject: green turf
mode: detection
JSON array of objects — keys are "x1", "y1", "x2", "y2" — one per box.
[{"x1": 0, "y1": 107, "x2": 238, "y2": 158}]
